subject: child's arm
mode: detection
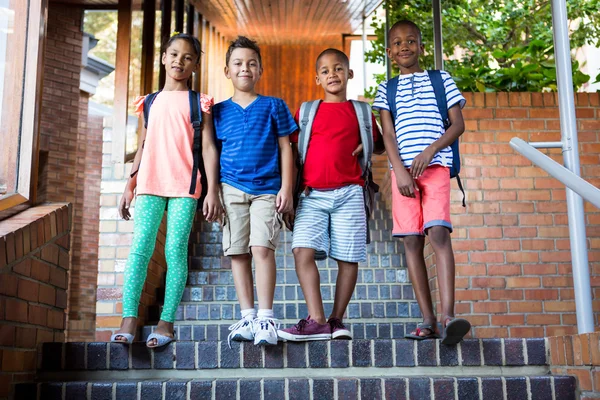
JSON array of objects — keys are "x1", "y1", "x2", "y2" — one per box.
[
  {"x1": 410, "y1": 104, "x2": 465, "y2": 179},
  {"x1": 200, "y1": 112, "x2": 222, "y2": 222},
  {"x1": 119, "y1": 116, "x2": 148, "y2": 220},
  {"x1": 277, "y1": 136, "x2": 293, "y2": 214},
  {"x1": 379, "y1": 109, "x2": 418, "y2": 198}
]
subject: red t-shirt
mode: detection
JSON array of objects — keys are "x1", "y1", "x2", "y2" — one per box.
[{"x1": 291, "y1": 101, "x2": 380, "y2": 190}]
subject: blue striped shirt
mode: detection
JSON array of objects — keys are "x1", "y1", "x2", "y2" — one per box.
[
  {"x1": 213, "y1": 95, "x2": 297, "y2": 195},
  {"x1": 373, "y1": 71, "x2": 466, "y2": 169}
]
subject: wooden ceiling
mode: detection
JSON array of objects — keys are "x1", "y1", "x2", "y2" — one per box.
[
  {"x1": 191, "y1": 0, "x2": 382, "y2": 44},
  {"x1": 49, "y1": 0, "x2": 382, "y2": 45}
]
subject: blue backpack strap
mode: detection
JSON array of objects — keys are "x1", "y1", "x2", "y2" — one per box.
[
  {"x1": 143, "y1": 91, "x2": 161, "y2": 129},
  {"x1": 386, "y1": 76, "x2": 399, "y2": 121},
  {"x1": 350, "y1": 100, "x2": 374, "y2": 177},
  {"x1": 297, "y1": 100, "x2": 321, "y2": 166},
  {"x1": 427, "y1": 70, "x2": 449, "y2": 129},
  {"x1": 188, "y1": 90, "x2": 207, "y2": 201},
  {"x1": 427, "y1": 70, "x2": 465, "y2": 207}
]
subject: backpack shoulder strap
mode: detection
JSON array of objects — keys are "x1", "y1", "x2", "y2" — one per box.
[
  {"x1": 427, "y1": 70, "x2": 449, "y2": 129},
  {"x1": 386, "y1": 76, "x2": 399, "y2": 121},
  {"x1": 350, "y1": 100, "x2": 374, "y2": 176},
  {"x1": 143, "y1": 91, "x2": 161, "y2": 129},
  {"x1": 297, "y1": 100, "x2": 321, "y2": 165},
  {"x1": 188, "y1": 90, "x2": 206, "y2": 197}
]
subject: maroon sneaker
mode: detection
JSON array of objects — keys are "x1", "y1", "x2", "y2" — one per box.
[
  {"x1": 277, "y1": 316, "x2": 331, "y2": 341},
  {"x1": 328, "y1": 317, "x2": 352, "y2": 340}
]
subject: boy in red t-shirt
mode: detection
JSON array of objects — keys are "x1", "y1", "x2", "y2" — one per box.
[{"x1": 278, "y1": 49, "x2": 381, "y2": 341}]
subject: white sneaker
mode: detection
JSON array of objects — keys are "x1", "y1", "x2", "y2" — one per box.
[
  {"x1": 253, "y1": 317, "x2": 280, "y2": 346},
  {"x1": 227, "y1": 317, "x2": 254, "y2": 347}
]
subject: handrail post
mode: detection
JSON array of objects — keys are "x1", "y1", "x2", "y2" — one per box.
[{"x1": 551, "y1": 0, "x2": 594, "y2": 333}]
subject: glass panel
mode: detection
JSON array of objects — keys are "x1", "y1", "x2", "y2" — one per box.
[{"x1": 0, "y1": 0, "x2": 28, "y2": 198}]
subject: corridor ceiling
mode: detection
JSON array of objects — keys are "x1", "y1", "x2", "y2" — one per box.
[{"x1": 51, "y1": 0, "x2": 382, "y2": 44}]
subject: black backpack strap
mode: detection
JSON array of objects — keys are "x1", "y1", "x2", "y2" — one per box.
[
  {"x1": 143, "y1": 91, "x2": 161, "y2": 129},
  {"x1": 188, "y1": 90, "x2": 207, "y2": 200}
]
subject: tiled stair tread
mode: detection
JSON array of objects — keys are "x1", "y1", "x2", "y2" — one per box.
[
  {"x1": 186, "y1": 269, "x2": 409, "y2": 286},
  {"x1": 138, "y1": 321, "x2": 424, "y2": 342},
  {"x1": 40, "y1": 338, "x2": 549, "y2": 371},
  {"x1": 150, "y1": 301, "x2": 423, "y2": 322},
  {"x1": 15, "y1": 376, "x2": 576, "y2": 400}
]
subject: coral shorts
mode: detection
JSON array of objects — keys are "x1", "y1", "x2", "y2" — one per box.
[{"x1": 391, "y1": 165, "x2": 452, "y2": 236}]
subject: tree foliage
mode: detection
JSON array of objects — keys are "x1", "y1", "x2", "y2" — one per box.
[{"x1": 365, "y1": 0, "x2": 600, "y2": 93}]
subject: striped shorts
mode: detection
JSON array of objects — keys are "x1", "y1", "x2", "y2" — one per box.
[{"x1": 292, "y1": 184, "x2": 367, "y2": 263}]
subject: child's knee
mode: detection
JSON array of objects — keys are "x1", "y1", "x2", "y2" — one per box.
[
  {"x1": 292, "y1": 247, "x2": 314, "y2": 266},
  {"x1": 427, "y1": 226, "x2": 451, "y2": 247},
  {"x1": 250, "y1": 246, "x2": 274, "y2": 261},
  {"x1": 403, "y1": 235, "x2": 424, "y2": 252}
]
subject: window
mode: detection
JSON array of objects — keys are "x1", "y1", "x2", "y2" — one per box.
[{"x1": 0, "y1": 0, "x2": 46, "y2": 212}]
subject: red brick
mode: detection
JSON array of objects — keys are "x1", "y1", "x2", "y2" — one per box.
[
  {"x1": 472, "y1": 277, "x2": 506, "y2": 288},
  {"x1": 17, "y1": 279, "x2": 39, "y2": 302},
  {"x1": 542, "y1": 276, "x2": 573, "y2": 288},
  {"x1": 49, "y1": 266, "x2": 67, "y2": 289},
  {"x1": 38, "y1": 285, "x2": 56, "y2": 306},
  {"x1": 14, "y1": 229, "x2": 24, "y2": 260},
  {"x1": 36, "y1": 328, "x2": 53, "y2": 345},
  {"x1": 483, "y1": 190, "x2": 517, "y2": 201},
  {"x1": 5, "y1": 232, "x2": 16, "y2": 263},
  {"x1": 510, "y1": 301, "x2": 543, "y2": 313},
  {"x1": 488, "y1": 264, "x2": 521, "y2": 276},
  {"x1": 473, "y1": 302, "x2": 507, "y2": 313},
  {"x1": 500, "y1": 178, "x2": 534, "y2": 189},
  {"x1": 519, "y1": 214, "x2": 554, "y2": 226},
  {"x1": 489, "y1": 289, "x2": 523, "y2": 300},
  {"x1": 0, "y1": 273, "x2": 18, "y2": 296},
  {"x1": 480, "y1": 120, "x2": 511, "y2": 131},
  {"x1": 43, "y1": 215, "x2": 52, "y2": 244},
  {"x1": 506, "y1": 277, "x2": 540, "y2": 288},
  {"x1": 486, "y1": 240, "x2": 520, "y2": 251},
  {"x1": 456, "y1": 264, "x2": 487, "y2": 276},
  {"x1": 469, "y1": 227, "x2": 503, "y2": 239},
  {"x1": 6, "y1": 298, "x2": 28, "y2": 323},
  {"x1": 567, "y1": 368, "x2": 592, "y2": 390},
  {"x1": 453, "y1": 240, "x2": 485, "y2": 251},
  {"x1": 456, "y1": 289, "x2": 488, "y2": 301},
  {"x1": 522, "y1": 263, "x2": 557, "y2": 275},
  {"x1": 501, "y1": 203, "x2": 535, "y2": 214},
  {"x1": 15, "y1": 327, "x2": 37, "y2": 349},
  {"x1": 47, "y1": 309, "x2": 65, "y2": 329},
  {"x1": 471, "y1": 252, "x2": 506, "y2": 263},
  {"x1": 469, "y1": 203, "x2": 500, "y2": 214},
  {"x1": 528, "y1": 314, "x2": 561, "y2": 325},
  {"x1": 506, "y1": 252, "x2": 539, "y2": 263},
  {"x1": 41, "y1": 244, "x2": 59, "y2": 265},
  {"x1": 31, "y1": 258, "x2": 50, "y2": 281},
  {"x1": 525, "y1": 289, "x2": 559, "y2": 300},
  {"x1": 541, "y1": 251, "x2": 571, "y2": 263},
  {"x1": 509, "y1": 326, "x2": 545, "y2": 338},
  {"x1": 475, "y1": 327, "x2": 508, "y2": 338},
  {"x1": 0, "y1": 325, "x2": 15, "y2": 346},
  {"x1": 56, "y1": 289, "x2": 67, "y2": 309},
  {"x1": 491, "y1": 315, "x2": 524, "y2": 326},
  {"x1": 484, "y1": 215, "x2": 518, "y2": 226}
]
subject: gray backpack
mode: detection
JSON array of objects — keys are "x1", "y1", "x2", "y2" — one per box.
[{"x1": 295, "y1": 99, "x2": 379, "y2": 244}]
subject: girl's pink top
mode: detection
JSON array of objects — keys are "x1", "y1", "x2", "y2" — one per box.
[{"x1": 133, "y1": 91, "x2": 213, "y2": 200}]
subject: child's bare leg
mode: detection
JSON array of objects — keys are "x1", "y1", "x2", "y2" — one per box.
[
  {"x1": 404, "y1": 235, "x2": 438, "y2": 336},
  {"x1": 427, "y1": 226, "x2": 455, "y2": 326},
  {"x1": 293, "y1": 247, "x2": 326, "y2": 324},
  {"x1": 251, "y1": 246, "x2": 276, "y2": 309},
  {"x1": 330, "y1": 261, "x2": 358, "y2": 320},
  {"x1": 231, "y1": 254, "x2": 254, "y2": 310}
]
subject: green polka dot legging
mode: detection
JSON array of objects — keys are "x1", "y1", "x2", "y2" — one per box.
[{"x1": 122, "y1": 194, "x2": 197, "y2": 323}]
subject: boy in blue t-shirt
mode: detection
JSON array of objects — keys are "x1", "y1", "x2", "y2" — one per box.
[
  {"x1": 213, "y1": 36, "x2": 297, "y2": 346},
  {"x1": 373, "y1": 20, "x2": 471, "y2": 344}
]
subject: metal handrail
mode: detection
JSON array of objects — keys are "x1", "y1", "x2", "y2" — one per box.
[{"x1": 510, "y1": 138, "x2": 600, "y2": 210}]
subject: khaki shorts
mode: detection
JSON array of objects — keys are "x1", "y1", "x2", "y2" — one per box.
[{"x1": 221, "y1": 183, "x2": 283, "y2": 256}]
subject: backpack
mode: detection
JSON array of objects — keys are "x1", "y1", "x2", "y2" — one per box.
[
  {"x1": 295, "y1": 99, "x2": 380, "y2": 244},
  {"x1": 386, "y1": 70, "x2": 466, "y2": 207},
  {"x1": 143, "y1": 90, "x2": 208, "y2": 207}
]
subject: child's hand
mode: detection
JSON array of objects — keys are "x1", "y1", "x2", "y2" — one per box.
[
  {"x1": 119, "y1": 189, "x2": 134, "y2": 220},
  {"x1": 283, "y1": 210, "x2": 295, "y2": 231},
  {"x1": 352, "y1": 143, "x2": 363, "y2": 156},
  {"x1": 203, "y1": 191, "x2": 223, "y2": 223},
  {"x1": 396, "y1": 169, "x2": 419, "y2": 198},
  {"x1": 276, "y1": 188, "x2": 292, "y2": 214},
  {"x1": 411, "y1": 148, "x2": 435, "y2": 179}
]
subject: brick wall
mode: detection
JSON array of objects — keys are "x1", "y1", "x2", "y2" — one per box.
[
  {"x1": 38, "y1": 5, "x2": 102, "y2": 341},
  {"x1": 0, "y1": 204, "x2": 72, "y2": 399},
  {"x1": 549, "y1": 332, "x2": 600, "y2": 399},
  {"x1": 95, "y1": 118, "x2": 169, "y2": 340},
  {"x1": 381, "y1": 92, "x2": 600, "y2": 338}
]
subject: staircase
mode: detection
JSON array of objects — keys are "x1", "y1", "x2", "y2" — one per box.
[{"x1": 16, "y1": 195, "x2": 578, "y2": 399}]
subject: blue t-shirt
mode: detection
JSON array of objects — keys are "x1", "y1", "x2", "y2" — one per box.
[
  {"x1": 213, "y1": 95, "x2": 297, "y2": 195},
  {"x1": 373, "y1": 71, "x2": 466, "y2": 169}
]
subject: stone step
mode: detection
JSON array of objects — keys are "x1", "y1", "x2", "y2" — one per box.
[
  {"x1": 150, "y1": 299, "x2": 421, "y2": 322},
  {"x1": 178, "y1": 282, "x2": 415, "y2": 303},
  {"x1": 186, "y1": 266, "x2": 408, "y2": 286},
  {"x1": 16, "y1": 375, "x2": 576, "y2": 400},
  {"x1": 138, "y1": 320, "x2": 424, "y2": 342},
  {"x1": 40, "y1": 338, "x2": 548, "y2": 373},
  {"x1": 188, "y1": 252, "x2": 406, "y2": 270}
]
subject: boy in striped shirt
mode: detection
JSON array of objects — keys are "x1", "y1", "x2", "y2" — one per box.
[{"x1": 373, "y1": 20, "x2": 471, "y2": 344}]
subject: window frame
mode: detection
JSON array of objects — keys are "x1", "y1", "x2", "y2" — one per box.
[{"x1": 0, "y1": 0, "x2": 48, "y2": 215}]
